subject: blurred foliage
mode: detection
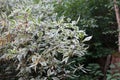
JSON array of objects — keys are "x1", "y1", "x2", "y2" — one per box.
[
  {"x1": 0, "y1": 0, "x2": 91, "y2": 80},
  {"x1": 54, "y1": 0, "x2": 119, "y2": 58},
  {"x1": 79, "y1": 63, "x2": 103, "y2": 80},
  {"x1": 106, "y1": 63, "x2": 120, "y2": 80},
  {"x1": 54, "y1": 0, "x2": 120, "y2": 79}
]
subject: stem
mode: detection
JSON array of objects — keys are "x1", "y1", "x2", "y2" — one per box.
[{"x1": 114, "y1": 0, "x2": 120, "y2": 52}]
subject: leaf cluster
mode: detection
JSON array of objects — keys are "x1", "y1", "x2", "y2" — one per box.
[{"x1": 0, "y1": 0, "x2": 91, "y2": 79}]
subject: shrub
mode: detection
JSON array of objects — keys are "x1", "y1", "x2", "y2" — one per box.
[{"x1": 0, "y1": 0, "x2": 91, "y2": 79}]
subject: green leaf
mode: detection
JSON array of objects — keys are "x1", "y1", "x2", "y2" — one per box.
[{"x1": 33, "y1": 0, "x2": 40, "y2": 4}]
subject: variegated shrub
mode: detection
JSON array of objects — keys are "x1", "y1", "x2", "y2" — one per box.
[{"x1": 0, "y1": 0, "x2": 92, "y2": 80}]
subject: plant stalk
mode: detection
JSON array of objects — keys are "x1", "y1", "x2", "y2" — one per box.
[{"x1": 114, "y1": 0, "x2": 120, "y2": 52}]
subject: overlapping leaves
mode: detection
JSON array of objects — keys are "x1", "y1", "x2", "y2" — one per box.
[{"x1": 0, "y1": 0, "x2": 91, "y2": 79}]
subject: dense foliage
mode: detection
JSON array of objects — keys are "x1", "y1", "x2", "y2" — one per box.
[
  {"x1": 55, "y1": 0, "x2": 118, "y2": 58},
  {"x1": 0, "y1": 0, "x2": 91, "y2": 79},
  {"x1": 55, "y1": 0, "x2": 120, "y2": 79}
]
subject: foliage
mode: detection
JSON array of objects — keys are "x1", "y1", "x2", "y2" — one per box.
[
  {"x1": 54, "y1": 0, "x2": 120, "y2": 79},
  {"x1": 77, "y1": 63, "x2": 103, "y2": 80},
  {"x1": 0, "y1": 0, "x2": 91, "y2": 79},
  {"x1": 54, "y1": 0, "x2": 117, "y2": 58},
  {"x1": 106, "y1": 63, "x2": 120, "y2": 80},
  {"x1": 54, "y1": 0, "x2": 98, "y2": 30}
]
